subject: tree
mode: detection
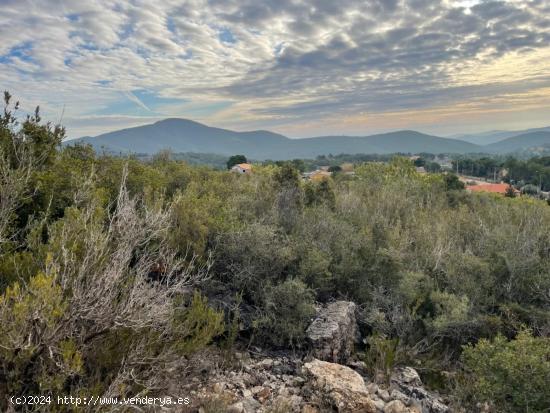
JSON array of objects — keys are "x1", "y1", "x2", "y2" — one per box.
[
  {"x1": 521, "y1": 183, "x2": 540, "y2": 197},
  {"x1": 227, "y1": 154, "x2": 247, "y2": 169},
  {"x1": 443, "y1": 173, "x2": 465, "y2": 191}
]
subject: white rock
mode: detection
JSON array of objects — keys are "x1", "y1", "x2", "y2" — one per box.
[{"x1": 303, "y1": 359, "x2": 376, "y2": 412}]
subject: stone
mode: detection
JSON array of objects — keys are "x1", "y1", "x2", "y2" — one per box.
[
  {"x1": 255, "y1": 387, "x2": 271, "y2": 403},
  {"x1": 391, "y1": 367, "x2": 422, "y2": 387},
  {"x1": 241, "y1": 389, "x2": 252, "y2": 398},
  {"x1": 302, "y1": 405, "x2": 320, "y2": 413},
  {"x1": 303, "y1": 358, "x2": 376, "y2": 412},
  {"x1": 227, "y1": 402, "x2": 244, "y2": 413},
  {"x1": 306, "y1": 301, "x2": 357, "y2": 363},
  {"x1": 241, "y1": 397, "x2": 261, "y2": 413},
  {"x1": 377, "y1": 389, "x2": 391, "y2": 402},
  {"x1": 373, "y1": 399, "x2": 386, "y2": 412},
  {"x1": 241, "y1": 372, "x2": 256, "y2": 386},
  {"x1": 390, "y1": 389, "x2": 410, "y2": 405},
  {"x1": 348, "y1": 360, "x2": 369, "y2": 376},
  {"x1": 390, "y1": 367, "x2": 449, "y2": 413},
  {"x1": 366, "y1": 382, "x2": 379, "y2": 395},
  {"x1": 428, "y1": 399, "x2": 450, "y2": 413},
  {"x1": 384, "y1": 400, "x2": 409, "y2": 413},
  {"x1": 212, "y1": 382, "x2": 225, "y2": 393},
  {"x1": 258, "y1": 358, "x2": 274, "y2": 369}
]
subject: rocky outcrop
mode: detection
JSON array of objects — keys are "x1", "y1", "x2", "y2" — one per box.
[
  {"x1": 302, "y1": 358, "x2": 376, "y2": 412},
  {"x1": 306, "y1": 301, "x2": 357, "y2": 363},
  {"x1": 188, "y1": 351, "x2": 451, "y2": 413},
  {"x1": 390, "y1": 367, "x2": 449, "y2": 413}
]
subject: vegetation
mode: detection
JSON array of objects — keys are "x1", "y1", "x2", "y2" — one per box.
[
  {"x1": 453, "y1": 155, "x2": 550, "y2": 192},
  {"x1": 459, "y1": 330, "x2": 550, "y2": 412},
  {"x1": 226, "y1": 154, "x2": 248, "y2": 169},
  {"x1": 1, "y1": 94, "x2": 549, "y2": 410}
]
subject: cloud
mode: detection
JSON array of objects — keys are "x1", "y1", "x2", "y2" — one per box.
[{"x1": 0, "y1": 0, "x2": 549, "y2": 137}]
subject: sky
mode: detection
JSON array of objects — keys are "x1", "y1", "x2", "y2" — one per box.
[{"x1": 1, "y1": 0, "x2": 549, "y2": 139}]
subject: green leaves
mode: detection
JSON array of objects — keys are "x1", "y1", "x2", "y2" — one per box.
[{"x1": 460, "y1": 330, "x2": 550, "y2": 412}]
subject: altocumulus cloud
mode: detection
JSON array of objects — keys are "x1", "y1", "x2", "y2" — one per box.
[{"x1": 0, "y1": 0, "x2": 549, "y2": 137}]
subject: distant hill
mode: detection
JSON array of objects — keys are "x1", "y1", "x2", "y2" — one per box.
[
  {"x1": 67, "y1": 119, "x2": 483, "y2": 160},
  {"x1": 485, "y1": 131, "x2": 550, "y2": 154},
  {"x1": 285, "y1": 131, "x2": 481, "y2": 158},
  {"x1": 454, "y1": 126, "x2": 550, "y2": 145},
  {"x1": 70, "y1": 119, "x2": 290, "y2": 159}
]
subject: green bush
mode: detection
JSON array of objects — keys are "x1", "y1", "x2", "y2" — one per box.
[
  {"x1": 458, "y1": 330, "x2": 550, "y2": 412},
  {"x1": 255, "y1": 279, "x2": 316, "y2": 347}
]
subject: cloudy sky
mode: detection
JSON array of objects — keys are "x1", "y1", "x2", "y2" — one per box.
[{"x1": 1, "y1": 0, "x2": 549, "y2": 138}]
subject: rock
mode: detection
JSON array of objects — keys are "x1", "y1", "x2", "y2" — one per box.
[
  {"x1": 390, "y1": 389, "x2": 410, "y2": 405},
  {"x1": 241, "y1": 372, "x2": 256, "y2": 387},
  {"x1": 254, "y1": 387, "x2": 271, "y2": 403},
  {"x1": 303, "y1": 358, "x2": 376, "y2": 412},
  {"x1": 302, "y1": 405, "x2": 319, "y2": 413},
  {"x1": 373, "y1": 399, "x2": 386, "y2": 412},
  {"x1": 251, "y1": 386, "x2": 264, "y2": 395},
  {"x1": 212, "y1": 382, "x2": 225, "y2": 393},
  {"x1": 306, "y1": 301, "x2": 358, "y2": 363},
  {"x1": 384, "y1": 400, "x2": 409, "y2": 413},
  {"x1": 293, "y1": 376, "x2": 306, "y2": 385},
  {"x1": 241, "y1": 388, "x2": 252, "y2": 398},
  {"x1": 377, "y1": 389, "x2": 391, "y2": 402},
  {"x1": 241, "y1": 397, "x2": 261, "y2": 413},
  {"x1": 391, "y1": 367, "x2": 422, "y2": 387},
  {"x1": 348, "y1": 360, "x2": 369, "y2": 376},
  {"x1": 366, "y1": 382, "x2": 379, "y2": 395},
  {"x1": 227, "y1": 402, "x2": 244, "y2": 413},
  {"x1": 258, "y1": 358, "x2": 274, "y2": 369},
  {"x1": 390, "y1": 367, "x2": 449, "y2": 413},
  {"x1": 428, "y1": 399, "x2": 450, "y2": 413}
]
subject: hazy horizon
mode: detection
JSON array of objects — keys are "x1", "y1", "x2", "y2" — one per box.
[
  {"x1": 2, "y1": 0, "x2": 550, "y2": 138},
  {"x1": 62, "y1": 116, "x2": 550, "y2": 141}
]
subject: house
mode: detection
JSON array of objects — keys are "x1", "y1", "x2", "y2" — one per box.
[
  {"x1": 231, "y1": 163, "x2": 252, "y2": 174},
  {"x1": 309, "y1": 170, "x2": 332, "y2": 182},
  {"x1": 466, "y1": 183, "x2": 519, "y2": 196}
]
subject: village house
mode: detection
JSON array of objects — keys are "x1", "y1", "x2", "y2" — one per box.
[
  {"x1": 466, "y1": 183, "x2": 519, "y2": 196},
  {"x1": 303, "y1": 170, "x2": 332, "y2": 182},
  {"x1": 231, "y1": 163, "x2": 252, "y2": 174}
]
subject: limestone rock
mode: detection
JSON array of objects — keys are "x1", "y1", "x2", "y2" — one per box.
[
  {"x1": 384, "y1": 400, "x2": 410, "y2": 413},
  {"x1": 390, "y1": 367, "x2": 449, "y2": 413},
  {"x1": 391, "y1": 367, "x2": 422, "y2": 387},
  {"x1": 227, "y1": 401, "x2": 244, "y2": 413},
  {"x1": 303, "y1": 358, "x2": 376, "y2": 412},
  {"x1": 241, "y1": 397, "x2": 261, "y2": 413},
  {"x1": 306, "y1": 301, "x2": 357, "y2": 363}
]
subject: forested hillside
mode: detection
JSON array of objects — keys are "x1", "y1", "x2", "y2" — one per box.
[{"x1": 1, "y1": 95, "x2": 549, "y2": 412}]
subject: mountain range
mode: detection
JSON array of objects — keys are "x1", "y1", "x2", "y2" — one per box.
[{"x1": 67, "y1": 118, "x2": 550, "y2": 160}]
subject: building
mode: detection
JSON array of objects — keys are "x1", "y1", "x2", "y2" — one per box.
[
  {"x1": 466, "y1": 183, "x2": 519, "y2": 196},
  {"x1": 304, "y1": 170, "x2": 332, "y2": 182},
  {"x1": 231, "y1": 163, "x2": 252, "y2": 174}
]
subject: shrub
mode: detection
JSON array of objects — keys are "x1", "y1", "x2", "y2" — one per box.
[
  {"x1": 458, "y1": 330, "x2": 550, "y2": 412},
  {"x1": 255, "y1": 279, "x2": 316, "y2": 347}
]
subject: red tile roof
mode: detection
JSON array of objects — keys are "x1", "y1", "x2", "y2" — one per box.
[{"x1": 466, "y1": 183, "x2": 518, "y2": 194}]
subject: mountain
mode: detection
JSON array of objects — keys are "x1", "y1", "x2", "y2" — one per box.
[
  {"x1": 285, "y1": 131, "x2": 481, "y2": 158},
  {"x1": 485, "y1": 131, "x2": 550, "y2": 154},
  {"x1": 70, "y1": 118, "x2": 290, "y2": 159},
  {"x1": 67, "y1": 119, "x2": 482, "y2": 159},
  {"x1": 454, "y1": 126, "x2": 550, "y2": 145}
]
